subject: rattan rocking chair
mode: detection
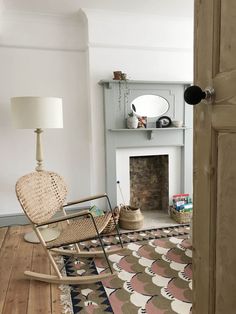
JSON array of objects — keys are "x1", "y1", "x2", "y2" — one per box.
[{"x1": 15, "y1": 170, "x2": 124, "y2": 285}]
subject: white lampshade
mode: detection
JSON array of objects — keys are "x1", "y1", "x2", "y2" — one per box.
[{"x1": 11, "y1": 96, "x2": 63, "y2": 129}]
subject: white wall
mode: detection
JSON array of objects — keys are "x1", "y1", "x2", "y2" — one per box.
[
  {"x1": 0, "y1": 4, "x2": 193, "y2": 217},
  {"x1": 0, "y1": 11, "x2": 91, "y2": 215}
]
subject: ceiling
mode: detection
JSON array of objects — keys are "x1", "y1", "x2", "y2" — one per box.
[{"x1": 1, "y1": 0, "x2": 193, "y2": 17}]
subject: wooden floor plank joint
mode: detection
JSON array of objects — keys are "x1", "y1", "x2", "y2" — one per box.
[{"x1": 0, "y1": 225, "x2": 64, "y2": 314}]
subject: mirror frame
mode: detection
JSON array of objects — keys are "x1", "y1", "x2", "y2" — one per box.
[{"x1": 131, "y1": 94, "x2": 170, "y2": 118}]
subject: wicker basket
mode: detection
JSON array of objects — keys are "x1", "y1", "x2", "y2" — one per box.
[
  {"x1": 102, "y1": 206, "x2": 120, "y2": 234},
  {"x1": 119, "y1": 206, "x2": 144, "y2": 230},
  {"x1": 169, "y1": 206, "x2": 192, "y2": 224}
]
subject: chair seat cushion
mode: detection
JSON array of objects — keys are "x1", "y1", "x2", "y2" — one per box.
[{"x1": 46, "y1": 212, "x2": 112, "y2": 249}]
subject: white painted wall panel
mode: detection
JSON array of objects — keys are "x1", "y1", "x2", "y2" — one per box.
[{"x1": 0, "y1": 47, "x2": 90, "y2": 214}]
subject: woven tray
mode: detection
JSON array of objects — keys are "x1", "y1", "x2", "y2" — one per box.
[{"x1": 169, "y1": 206, "x2": 192, "y2": 224}]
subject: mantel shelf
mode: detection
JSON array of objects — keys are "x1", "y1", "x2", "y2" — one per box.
[
  {"x1": 109, "y1": 127, "x2": 188, "y2": 140},
  {"x1": 109, "y1": 127, "x2": 187, "y2": 131}
]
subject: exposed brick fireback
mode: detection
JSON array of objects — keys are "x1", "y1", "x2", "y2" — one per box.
[{"x1": 130, "y1": 155, "x2": 168, "y2": 211}]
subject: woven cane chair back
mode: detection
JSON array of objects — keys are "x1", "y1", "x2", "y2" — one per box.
[{"x1": 16, "y1": 171, "x2": 67, "y2": 224}]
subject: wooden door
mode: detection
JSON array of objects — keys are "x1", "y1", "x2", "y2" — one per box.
[{"x1": 193, "y1": 0, "x2": 236, "y2": 313}]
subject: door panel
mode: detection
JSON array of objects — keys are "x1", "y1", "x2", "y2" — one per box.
[
  {"x1": 214, "y1": 71, "x2": 236, "y2": 103},
  {"x1": 216, "y1": 133, "x2": 236, "y2": 314},
  {"x1": 220, "y1": 2, "x2": 236, "y2": 72},
  {"x1": 194, "y1": 0, "x2": 236, "y2": 313}
]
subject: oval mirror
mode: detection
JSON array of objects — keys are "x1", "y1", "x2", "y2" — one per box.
[{"x1": 131, "y1": 95, "x2": 169, "y2": 118}]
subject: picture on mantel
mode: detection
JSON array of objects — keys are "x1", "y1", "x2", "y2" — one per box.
[{"x1": 137, "y1": 116, "x2": 147, "y2": 128}]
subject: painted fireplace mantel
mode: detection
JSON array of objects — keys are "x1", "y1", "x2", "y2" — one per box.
[{"x1": 99, "y1": 80, "x2": 193, "y2": 208}]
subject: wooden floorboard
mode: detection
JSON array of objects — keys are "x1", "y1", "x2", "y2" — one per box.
[
  {"x1": 27, "y1": 244, "x2": 52, "y2": 314},
  {"x1": 0, "y1": 225, "x2": 64, "y2": 314},
  {"x1": 2, "y1": 225, "x2": 34, "y2": 314},
  {"x1": 51, "y1": 263, "x2": 64, "y2": 314},
  {"x1": 0, "y1": 227, "x2": 8, "y2": 248},
  {"x1": 0, "y1": 226, "x2": 23, "y2": 313}
]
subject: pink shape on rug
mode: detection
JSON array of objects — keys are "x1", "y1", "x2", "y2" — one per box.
[
  {"x1": 166, "y1": 278, "x2": 191, "y2": 302},
  {"x1": 180, "y1": 239, "x2": 192, "y2": 249},
  {"x1": 130, "y1": 273, "x2": 152, "y2": 295},
  {"x1": 183, "y1": 264, "x2": 192, "y2": 280},
  {"x1": 137, "y1": 245, "x2": 156, "y2": 259},
  {"x1": 118, "y1": 256, "x2": 136, "y2": 273},
  {"x1": 151, "y1": 260, "x2": 170, "y2": 277},
  {"x1": 166, "y1": 248, "x2": 186, "y2": 263},
  {"x1": 109, "y1": 292, "x2": 131, "y2": 313},
  {"x1": 152, "y1": 239, "x2": 173, "y2": 248},
  {"x1": 146, "y1": 297, "x2": 168, "y2": 314}
]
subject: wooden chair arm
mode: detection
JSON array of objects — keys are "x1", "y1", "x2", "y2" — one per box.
[{"x1": 36, "y1": 209, "x2": 90, "y2": 227}]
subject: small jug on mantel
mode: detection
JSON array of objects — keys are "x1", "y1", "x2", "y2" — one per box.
[{"x1": 127, "y1": 112, "x2": 138, "y2": 129}]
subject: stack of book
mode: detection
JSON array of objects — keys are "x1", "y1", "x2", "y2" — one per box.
[
  {"x1": 169, "y1": 193, "x2": 193, "y2": 224},
  {"x1": 172, "y1": 194, "x2": 193, "y2": 212}
]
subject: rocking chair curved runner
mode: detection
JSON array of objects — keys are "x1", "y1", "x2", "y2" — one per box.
[{"x1": 15, "y1": 170, "x2": 124, "y2": 285}]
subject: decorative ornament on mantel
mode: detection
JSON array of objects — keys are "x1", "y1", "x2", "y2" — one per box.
[
  {"x1": 127, "y1": 111, "x2": 138, "y2": 129},
  {"x1": 113, "y1": 70, "x2": 130, "y2": 111},
  {"x1": 113, "y1": 71, "x2": 127, "y2": 81}
]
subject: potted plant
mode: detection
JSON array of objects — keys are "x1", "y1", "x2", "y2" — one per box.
[{"x1": 127, "y1": 111, "x2": 138, "y2": 129}]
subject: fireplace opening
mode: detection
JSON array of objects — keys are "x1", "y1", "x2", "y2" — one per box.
[{"x1": 130, "y1": 155, "x2": 169, "y2": 211}]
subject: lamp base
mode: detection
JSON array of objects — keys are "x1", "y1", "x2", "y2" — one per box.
[{"x1": 24, "y1": 227, "x2": 61, "y2": 244}]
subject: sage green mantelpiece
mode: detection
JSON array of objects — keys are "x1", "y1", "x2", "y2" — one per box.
[{"x1": 99, "y1": 80, "x2": 193, "y2": 208}]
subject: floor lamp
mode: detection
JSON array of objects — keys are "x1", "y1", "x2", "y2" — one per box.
[{"x1": 11, "y1": 96, "x2": 63, "y2": 243}]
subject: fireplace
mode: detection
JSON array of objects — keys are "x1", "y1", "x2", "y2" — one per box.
[
  {"x1": 130, "y1": 155, "x2": 169, "y2": 211},
  {"x1": 100, "y1": 80, "x2": 193, "y2": 208}
]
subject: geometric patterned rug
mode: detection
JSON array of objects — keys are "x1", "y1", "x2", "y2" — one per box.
[{"x1": 63, "y1": 225, "x2": 192, "y2": 314}]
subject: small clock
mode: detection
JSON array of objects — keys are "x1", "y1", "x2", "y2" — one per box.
[{"x1": 156, "y1": 116, "x2": 172, "y2": 128}]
